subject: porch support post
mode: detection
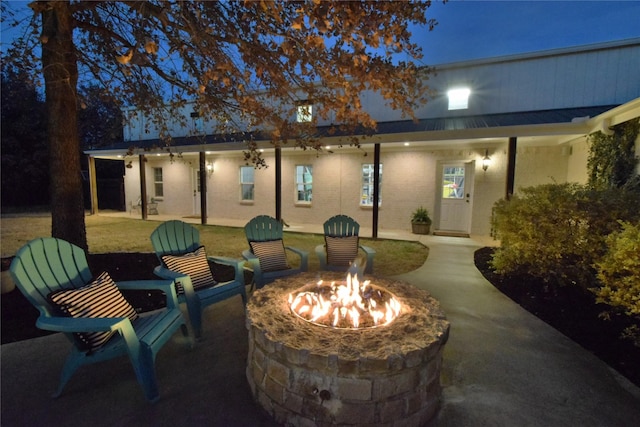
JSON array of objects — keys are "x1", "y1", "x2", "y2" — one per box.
[
  {"x1": 87, "y1": 155, "x2": 98, "y2": 215},
  {"x1": 275, "y1": 146, "x2": 282, "y2": 221},
  {"x1": 506, "y1": 137, "x2": 517, "y2": 200},
  {"x1": 372, "y1": 143, "x2": 381, "y2": 239},
  {"x1": 199, "y1": 152, "x2": 208, "y2": 224},
  {"x1": 139, "y1": 154, "x2": 148, "y2": 220}
]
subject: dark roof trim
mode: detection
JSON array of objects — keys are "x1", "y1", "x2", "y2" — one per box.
[{"x1": 87, "y1": 105, "x2": 618, "y2": 153}]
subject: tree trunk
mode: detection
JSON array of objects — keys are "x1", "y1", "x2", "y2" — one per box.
[{"x1": 41, "y1": 1, "x2": 87, "y2": 250}]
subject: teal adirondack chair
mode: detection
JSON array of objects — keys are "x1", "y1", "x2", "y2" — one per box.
[
  {"x1": 151, "y1": 220, "x2": 247, "y2": 339},
  {"x1": 315, "y1": 215, "x2": 375, "y2": 274},
  {"x1": 9, "y1": 237, "x2": 188, "y2": 403},
  {"x1": 243, "y1": 215, "x2": 308, "y2": 288}
]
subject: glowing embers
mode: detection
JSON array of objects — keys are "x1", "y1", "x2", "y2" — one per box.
[{"x1": 288, "y1": 273, "x2": 402, "y2": 329}]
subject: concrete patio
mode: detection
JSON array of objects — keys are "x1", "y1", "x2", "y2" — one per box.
[{"x1": 2, "y1": 227, "x2": 639, "y2": 426}]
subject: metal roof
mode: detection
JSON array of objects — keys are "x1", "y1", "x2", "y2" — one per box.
[{"x1": 86, "y1": 105, "x2": 618, "y2": 154}]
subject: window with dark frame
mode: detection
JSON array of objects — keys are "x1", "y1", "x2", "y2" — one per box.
[
  {"x1": 361, "y1": 163, "x2": 382, "y2": 206},
  {"x1": 240, "y1": 166, "x2": 255, "y2": 201},
  {"x1": 295, "y1": 165, "x2": 313, "y2": 203},
  {"x1": 153, "y1": 167, "x2": 164, "y2": 198}
]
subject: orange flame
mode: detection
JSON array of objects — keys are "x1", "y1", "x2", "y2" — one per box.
[{"x1": 288, "y1": 272, "x2": 402, "y2": 329}]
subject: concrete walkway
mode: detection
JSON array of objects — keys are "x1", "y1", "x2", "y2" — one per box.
[
  {"x1": 399, "y1": 237, "x2": 640, "y2": 426},
  {"x1": 2, "y1": 232, "x2": 639, "y2": 426}
]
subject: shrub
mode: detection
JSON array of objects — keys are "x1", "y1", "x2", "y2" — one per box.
[
  {"x1": 490, "y1": 183, "x2": 640, "y2": 290},
  {"x1": 593, "y1": 221, "x2": 640, "y2": 317}
]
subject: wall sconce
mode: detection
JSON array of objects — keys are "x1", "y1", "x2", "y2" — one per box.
[
  {"x1": 482, "y1": 149, "x2": 491, "y2": 171},
  {"x1": 206, "y1": 161, "x2": 214, "y2": 177}
]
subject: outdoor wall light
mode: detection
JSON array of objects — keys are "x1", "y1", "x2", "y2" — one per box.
[
  {"x1": 482, "y1": 149, "x2": 491, "y2": 171},
  {"x1": 206, "y1": 161, "x2": 214, "y2": 176},
  {"x1": 447, "y1": 87, "x2": 471, "y2": 110}
]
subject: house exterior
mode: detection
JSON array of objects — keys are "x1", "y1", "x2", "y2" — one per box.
[{"x1": 86, "y1": 38, "x2": 640, "y2": 237}]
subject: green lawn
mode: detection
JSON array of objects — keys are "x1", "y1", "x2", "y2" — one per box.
[{"x1": 1, "y1": 215, "x2": 428, "y2": 277}]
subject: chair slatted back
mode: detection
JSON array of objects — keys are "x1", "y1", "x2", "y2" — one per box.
[
  {"x1": 9, "y1": 238, "x2": 93, "y2": 316},
  {"x1": 245, "y1": 215, "x2": 284, "y2": 243},
  {"x1": 324, "y1": 215, "x2": 360, "y2": 237},
  {"x1": 151, "y1": 220, "x2": 201, "y2": 261}
]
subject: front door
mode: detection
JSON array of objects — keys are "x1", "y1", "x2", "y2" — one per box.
[
  {"x1": 438, "y1": 161, "x2": 474, "y2": 234},
  {"x1": 192, "y1": 168, "x2": 201, "y2": 215}
]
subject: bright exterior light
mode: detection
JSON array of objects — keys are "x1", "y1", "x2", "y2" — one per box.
[
  {"x1": 447, "y1": 87, "x2": 471, "y2": 110},
  {"x1": 482, "y1": 149, "x2": 491, "y2": 171}
]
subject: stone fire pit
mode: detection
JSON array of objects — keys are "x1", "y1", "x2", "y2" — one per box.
[{"x1": 246, "y1": 272, "x2": 450, "y2": 426}]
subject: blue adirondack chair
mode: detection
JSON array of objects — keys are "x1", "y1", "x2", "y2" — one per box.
[
  {"x1": 315, "y1": 215, "x2": 375, "y2": 274},
  {"x1": 9, "y1": 237, "x2": 188, "y2": 403},
  {"x1": 151, "y1": 220, "x2": 247, "y2": 339},
  {"x1": 243, "y1": 215, "x2": 309, "y2": 288}
]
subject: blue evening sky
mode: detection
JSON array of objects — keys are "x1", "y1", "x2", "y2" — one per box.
[
  {"x1": 418, "y1": 0, "x2": 640, "y2": 65},
  {"x1": 2, "y1": 1, "x2": 639, "y2": 66}
]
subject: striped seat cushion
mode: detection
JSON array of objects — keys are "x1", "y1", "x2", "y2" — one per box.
[
  {"x1": 326, "y1": 236, "x2": 359, "y2": 266},
  {"x1": 249, "y1": 240, "x2": 290, "y2": 272},
  {"x1": 48, "y1": 271, "x2": 139, "y2": 352},
  {"x1": 161, "y1": 246, "x2": 216, "y2": 294}
]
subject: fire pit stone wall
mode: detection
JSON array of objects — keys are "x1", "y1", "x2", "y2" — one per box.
[{"x1": 246, "y1": 272, "x2": 450, "y2": 426}]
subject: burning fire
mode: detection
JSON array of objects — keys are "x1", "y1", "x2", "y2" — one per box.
[{"x1": 288, "y1": 272, "x2": 402, "y2": 329}]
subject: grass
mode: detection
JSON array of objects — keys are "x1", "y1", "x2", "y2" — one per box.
[{"x1": 1, "y1": 215, "x2": 428, "y2": 277}]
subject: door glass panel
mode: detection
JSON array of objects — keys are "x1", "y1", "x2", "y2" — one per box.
[{"x1": 442, "y1": 166, "x2": 465, "y2": 199}]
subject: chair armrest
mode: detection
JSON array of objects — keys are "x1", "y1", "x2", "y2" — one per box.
[
  {"x1": 242, "y1": 249, "x2": 258, "y2": 262},
  {"x1": 36, "y1": 315, "x2": 130, "y2": 334},
  {"x1": 117, "y1": 279, "x2": 175, "y2": 291},
  {"x1": 208, "y1": 256, "x2": 245, "y2": 284},
  {"x1": 359, "y1": 245, "x2": 376, "y2": 256},
  {"x1": 358, "y1": 245, "x2": 376, "y2": 274},
  {"x1": 153, "y1": 265, "x2": 186, "y2": 281},
  {"x1": 117, "y1": 278, "x2": 182, "y2": 310},
  {"x1": 315, "y1": 244, "x2": 328, "y2": 270},
  {"x1": 242, "y1": 250, "x2": 264, "y2": 285},
  {"x1": 285, "y1": 246, "x2": 309, "y2": 271}
]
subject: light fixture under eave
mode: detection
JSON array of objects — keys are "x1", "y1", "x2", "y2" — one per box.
[
  {"x1": 482, "y1": 149, "x2": 491, "y2": 171},
  {"x1": 206, "y1": 161, "x2": 214, "y2": 177}
]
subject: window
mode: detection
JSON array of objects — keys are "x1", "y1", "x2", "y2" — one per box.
[
  {"x1": 442, "y1": 166, "x2": 465, "y2": 199},
  {"x1": 447, "y1": 87, "x2": 470, "y2": 110},
  {"x1": 295, "y1": 165, "x2": 313, "y2": 203},
  {"x1": 296, "y1": 104, "x2": 313, "y2": 123},
  {"x1": 153, "y1": 167, "x2": 164, "y2": 198},
  {"x1": 361, "y1": 164, "x2": 382, "y2": 206},
  {"x1": 240, "y1": 166, "x2": 255, "y2": 201},
  {"x1": 190, "y1": 111, "x2": 204, "y2": 134}
]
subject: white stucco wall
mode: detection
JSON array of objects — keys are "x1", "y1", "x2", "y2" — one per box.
[
  {"x1": 566, "y1": 137, "x2": 590, "y2": 184},
  {"x1": 122, "y1": 144, "x2": 518, "y2": 236},
  {"x1": 513, "y1": 145, "x2": 569, "y2": 191}
]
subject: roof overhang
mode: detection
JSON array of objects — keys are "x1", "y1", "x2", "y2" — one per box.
[{"x1": 86, "y1": 98, "x2": 640, "y2": 159}]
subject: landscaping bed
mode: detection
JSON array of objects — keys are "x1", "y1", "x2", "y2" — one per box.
[{"x1": 475, "y1": 246, "x2": 640, "y2": 388}]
